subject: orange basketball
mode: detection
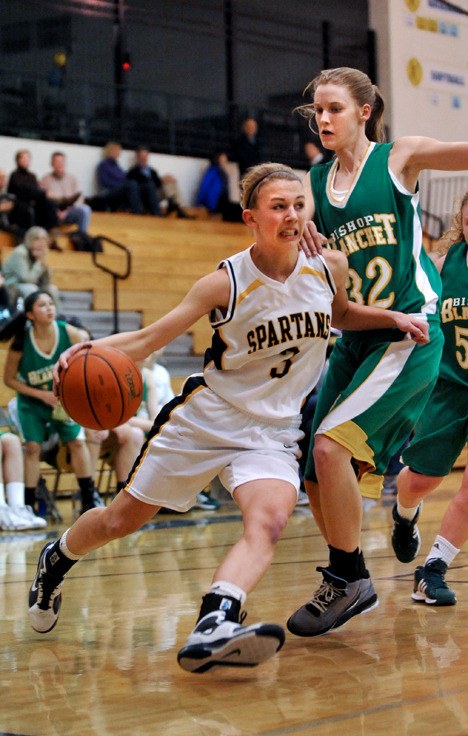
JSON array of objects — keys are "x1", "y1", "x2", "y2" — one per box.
[{"x1": 58, "y1": 345, "x2": 143, "y2": 430}]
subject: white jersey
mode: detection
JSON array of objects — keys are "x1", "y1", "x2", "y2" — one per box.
[{"x1": 203, "y1": 247, "x2": 336, "y2": 424}]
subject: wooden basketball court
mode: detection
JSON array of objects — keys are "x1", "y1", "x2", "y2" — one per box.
[{"x1": 0, "y1": 466, "x2": 467, "y2": 736}]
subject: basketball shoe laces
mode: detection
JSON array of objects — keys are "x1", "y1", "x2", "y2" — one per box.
[
  {"x1": 307, "y1": 570, "x2": 346, "y2": 614},
  {"x1": 36, "y1": 570, "x2": 63, "y2": 611}
]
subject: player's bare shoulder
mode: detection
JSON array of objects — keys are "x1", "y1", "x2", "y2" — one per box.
[
  {"x1": 320, "y1": 249, "x2": 348, "y2": 291},
  {"x1": 321, "y1": 248, "x2": 347, "y2": 280}
]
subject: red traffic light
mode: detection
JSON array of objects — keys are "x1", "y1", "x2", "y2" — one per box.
[{"x1": 122, "y1": 53, "x2": 131, "y2": 72}]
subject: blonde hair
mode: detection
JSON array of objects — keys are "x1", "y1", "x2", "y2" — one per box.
[
  {"x1": 295, "y1": 67, "x2": 386, "y2": 143},
  {"x1": 240, "y1": 163, "x2": 301, "y2": 209},
  {"x1": 437, "y1": 191, "x2": 468, "y2": 254},
  {"x1": 24, "y1": 226, "x2": 48, "y2": 248}
]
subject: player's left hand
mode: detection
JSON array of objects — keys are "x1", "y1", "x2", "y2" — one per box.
[
  {"x1": 394, "y1": 314, "x2": 430, "y2": 344},
  {"x1": 299, "y1": 221, "x2": 327, "y2": 257}
]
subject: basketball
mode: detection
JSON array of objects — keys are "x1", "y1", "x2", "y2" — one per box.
[{"x1": 58, "y1": 345, "x2": 143, "y2": 430}]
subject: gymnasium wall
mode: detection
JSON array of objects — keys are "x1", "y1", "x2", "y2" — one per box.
[{"x1": 369, "y1": 0, "x2": 467, "y2": 141}]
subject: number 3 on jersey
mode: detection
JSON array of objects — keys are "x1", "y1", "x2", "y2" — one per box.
[{"x1": 271, "y1": 347, "x2": 300, "y2": 379}]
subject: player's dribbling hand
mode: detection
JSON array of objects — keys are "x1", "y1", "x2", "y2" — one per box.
[
  {"x1": 299, "y1": 221, "x2": 328, "y2": 257},
  {"x1": 52, "y1": 341, "x2": 92, "y2": 394}
]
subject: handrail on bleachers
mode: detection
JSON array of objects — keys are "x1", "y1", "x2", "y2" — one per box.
[{"x1": 92, "y1": 235, "x2": 132, "y2": 334}]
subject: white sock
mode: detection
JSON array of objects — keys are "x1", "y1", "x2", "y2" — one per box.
[
  {"x1": 0, "y1": 483, "x2": 5, "y2": 506},
  {"x1": 6, "y1": 482, "x2": 25, "y2": 508},
  {"x1": 59, "y1": 529, "x2": 82, "y2": 561},
  {"x1": 426, "y1": 535, "x2": 459, "y2": 567},
  {"x1": 397, "y1": 499, "x2": 420, "y2": 522},
  {"x1": 210, "y1": 580, "x2": 247, "y2": 605}
]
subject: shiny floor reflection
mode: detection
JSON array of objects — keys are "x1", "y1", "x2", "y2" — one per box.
[{"x1": 1, "y1": 471, "x2": 467, "y2": 736}]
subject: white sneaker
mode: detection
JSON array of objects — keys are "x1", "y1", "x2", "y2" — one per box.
[
  {"x1": 296, "y1": 490, "x2": 310, "y2": 506},
  {"x1": 177, "y1": 610, "x2": 285, "y2": 673},
  {"x1": 11, "y1": 505, "x2": 47, "y2": 529},
  {"x1": 0, "y1": 504, "x2": 31, "y2": 531}
]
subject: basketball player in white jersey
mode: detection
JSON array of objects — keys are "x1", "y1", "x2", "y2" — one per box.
[{"x1": 28, "y1": 163, "x2": 428, "y2": 673}]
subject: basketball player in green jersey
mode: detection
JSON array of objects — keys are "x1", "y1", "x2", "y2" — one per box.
[
  {"x1": 392, "y1": 193, "x2": 468, "y2": 606},
  {"x1": 2, "y1": 290, "x2": 102, "y2": 516},
  {"x1": 287, "y1": 67, "x2": 468, "y2": 637}
]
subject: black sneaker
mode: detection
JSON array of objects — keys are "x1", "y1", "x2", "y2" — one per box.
[
  {"x1": 391, "y1": 503, "x2": 422, "y2": 563},
  {"x1": 28, "y1": 542, "x2": 63, "y2": 633},
  {"x1": 412, "y1": 558, "x2": 457, "y2": 606},
  {"x1": 177, "y1": 609, "x2": 285, "y2": 673},
  {"x1": 287, "y1": 567, "x2": 378, "y2": 637}
]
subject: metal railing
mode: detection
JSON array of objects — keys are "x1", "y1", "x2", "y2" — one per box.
[{"x1": 92, "y1": 235, "x2": 132, "y2": 334}]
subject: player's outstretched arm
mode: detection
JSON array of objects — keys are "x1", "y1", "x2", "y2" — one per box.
[{"x1": 53, "y1": 268, "x2": 231, "y2": 388}]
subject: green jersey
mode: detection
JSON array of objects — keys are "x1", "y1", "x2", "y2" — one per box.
[
  {"x1": 310, "y1": 142, "x2": 442, "y2": 318},
  {"x1": 439, "y1": 241, "x2": 468, "y2": 386},
  {"x1": 18, "y1": 320, "x2": 72, "y2": 393}
]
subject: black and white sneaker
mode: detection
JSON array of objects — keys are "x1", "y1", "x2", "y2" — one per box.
[
  {"x1": 391, "y1": 503, "x2": 422, "y2": 563},
  {"x1": 177, "y1": 609, "x2": 285, "y2": 674},
  {"x1": 28, "y1": 542, "x2": 63, "y2": 633},
  {"x1": 412, "y1": 559, "x2": 457, "y2": 606}
]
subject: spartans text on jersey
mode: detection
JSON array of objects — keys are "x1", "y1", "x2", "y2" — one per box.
[{"x1": 247, "y1": 311, "x2": 330, "y2": 353}]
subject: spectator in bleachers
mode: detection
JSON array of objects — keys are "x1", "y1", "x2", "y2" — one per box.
[
  {"x1": 0, "y1": 430, "x2": 46, "y2": 531},
  {"x1": 0, "y1": 168, "x2": 34, "y2": 243},
  {"x1": 234, "y1": 117, "x2": 264, "y2": 177},
  {"x1": 7, "y1": 150, "x2": 59, "y2": 233},
  {"x1": 2, "y1": 226, "x2": 60, "y2": 309},
  {"x1": 126, "y1": 146, "x2": 163, "y2": 216},
  {"x1": 40, "y1": 151, "x2": 91, "y2": 234},
  {"x1": 195, "y1": 151, "x2": 242, "y2": 222},
  {"x1": 304, "y1": 138, "x2": 333, "y2": 168},
  {"x1": 160, "y1": 172, "x2": 191, "y2": 218},
  {"x1": 95, "y1": 142, "x2": 143, "y2": 214}
]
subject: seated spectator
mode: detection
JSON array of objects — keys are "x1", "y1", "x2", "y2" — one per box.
[
  {"x1": 7, "y1": 150, "x2": 59, "y2": 232},
  {"x1": 0, "y1": 168, "x2": 34, "y2": 243},
  {"x1": 0, "y1": 274, "x2": 12, "y2": 323},
  {"x1": 126, "y1": 146, "x2": 162, "y2": 216},
  {"x1": 40, "y1": 151, "x2": 91, "y2": 234},
  {"x1": 160, "y1": 174, "x2": 190, "y2": 218},
  {"x1": 234, "y1": 117, "x2": 264, "y2": 177},
  {"x1": 86, "y1": 424, "x2": 144, "y2": 500},
  {"x1": 128, "y1": 359, "x2": 160, "y2": 435},
  {"x1": 95, "y1": 142, "x2": 143, "y2": 214},
  {"x1": 148, "y1": 349, "x2": 175, "y2": 413},
  {"x1": 0, "y1": 430, "x2": 46, "y2": 531},
  {"x1": 304, "y1": 138, "x2": 333, "y2": 168},
  {"x1": 2, "y1": 226, "x2": 60, "y2": 308},
  {"x1": 196, "y1": 152, "x2": 242, "y2": 222}
]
